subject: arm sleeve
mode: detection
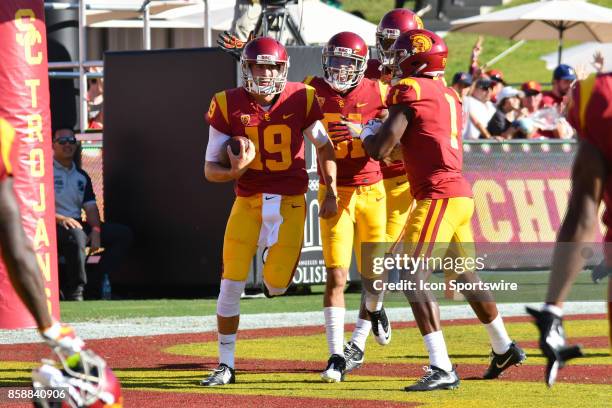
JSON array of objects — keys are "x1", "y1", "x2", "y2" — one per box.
[
  {"x1": 386, "y1": 82, "x2": 419, "y2": 107},
  {"x1": 205, "y1": 126, "x2": 231, "y2": 162},
  {"x1": 206, "y1": 93, "x2": 232, "y2": 135},
  {"x1": 82, "y1": 171, "x2": 96, "y2": 206},
  {"x1": 304, "y1": 85, "x2": 325, "y2": 128},
  {"x1": 303, "y1": 120, "x2": 330, "y2": 148}
]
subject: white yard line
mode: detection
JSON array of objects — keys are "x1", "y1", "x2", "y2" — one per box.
[{"x1": 0, "y1": 302, "x2": 606, "y2": 345}]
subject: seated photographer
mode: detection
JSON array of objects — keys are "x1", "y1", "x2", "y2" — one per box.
[{"x1": 53, "y1": 129, "x2": 132, "y2": 300}]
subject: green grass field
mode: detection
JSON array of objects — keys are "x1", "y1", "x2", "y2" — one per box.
[
  {"x1": 59, "y1": 270, "x2": 606, "y2": 321},
  {"x1": 340, "y1": 0, "x2": 612, "y2": 85}
]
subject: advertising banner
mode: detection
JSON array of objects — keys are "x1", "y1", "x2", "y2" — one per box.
[{"x1": 0, "y1": 0, "x2": 59, "y2": 328}]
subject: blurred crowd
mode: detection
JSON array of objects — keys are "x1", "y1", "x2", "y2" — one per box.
[{"x1": 455, "y1": 37, "x2": 606, "y2": 141}]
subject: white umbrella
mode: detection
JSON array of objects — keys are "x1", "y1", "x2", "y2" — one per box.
[
  {"x1": 451, "y1": 0, "x2": 612, "y2": 64},
  {"x1": 541, "y1": 41, "x2": 612, "y2": 72}
]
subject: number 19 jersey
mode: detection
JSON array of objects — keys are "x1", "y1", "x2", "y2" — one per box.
[
  {"x1": 206, "y1": 82, "x2": 324, "y2": 197},
  {"x1": 387, "y1": 77, "x2": 472, "y2": 200}
]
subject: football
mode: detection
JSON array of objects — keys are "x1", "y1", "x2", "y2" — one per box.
[{"x1": 218, "y1": 136, "x2": 251, "y2": 168}]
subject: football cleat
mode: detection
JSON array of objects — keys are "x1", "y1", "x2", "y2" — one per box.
[
  {"x1": 404, "y1": 365, "x2": 460, "y2": 392},
  {"x1": 526, "y1": 307, "x2": 584, "y2": 387},
  {"x1": 483, "y1": 342, "x2": 526, "y2": 379},
  {"x1": 343, "y1": 341, "x2": 364, "y2": 373},
  {"x1": 41, "y1": 322, "x2": 85, "y2": 357},
  {"x1": 321, "y1": 354, "x2": 346, "y2": 383},
  {"x1": 200, "y1": 364, "x2": 236, "y2": 386},
  {"x1": 367, "y1": 307, "x2": 392, "y2": 345}
]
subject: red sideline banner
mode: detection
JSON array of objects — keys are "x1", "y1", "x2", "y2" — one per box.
[
  {"x1": 464, "y1": 142, "x2": 606, "y2": 243},
  {"x1": 0, "y1": 1, "x2": 59, "y2": 328}
]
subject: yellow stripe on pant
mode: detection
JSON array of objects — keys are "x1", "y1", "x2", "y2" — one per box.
[
  {"x1": 222, "y1": 194, "x2": 306, "y2": 289},
  {"x1": 403, "y1": 197, "x2": 476, "y2": 269},
  {"x1": 318, "y1": 181, "x2": 387, "y2": 274}
]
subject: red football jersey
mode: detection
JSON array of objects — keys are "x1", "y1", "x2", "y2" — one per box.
[
  {"x1": 0, "y1": 118, "x2": 15, "y2": 181},
  {"x1": 567, "y1": 73, "x2": 612, "y2": 236},
  {"x1": 304, "y1": 76, "x2": 387, "y2": 186},
  {"x1": 206, "y1": 82, "x2": 324, "y2": 197},
  {"x1": 387, "y1": 77, "x2": 472, "y2": 200}
]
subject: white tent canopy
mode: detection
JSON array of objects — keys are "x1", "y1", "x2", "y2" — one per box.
[
  {"x1": 87, "y1": 0, "x2": 379, "y2": 45},
  {"x1": 541, "y1": 42, "x2": 612, "y2": 72}
]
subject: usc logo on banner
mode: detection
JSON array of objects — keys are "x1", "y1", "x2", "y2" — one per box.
[{"x1": 15, "y1": 9, "x2": 43, "y2": 65}]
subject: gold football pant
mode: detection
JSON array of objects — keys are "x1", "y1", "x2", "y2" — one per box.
[
  {"x1": 222, "y1": 194, "x2": 306, "y2": 289},
  {"x1": 318, "y1": 181, "x2": 387, "y2": 275},
  {"x1": 403, "y1": 197, "x2": 475, "y2": 270},
  {"x1": 383, "y1": 174, "x2": 413, "y2": 244}
]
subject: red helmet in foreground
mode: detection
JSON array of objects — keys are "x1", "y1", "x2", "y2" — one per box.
[
  {"x1": 387, "y1": 29, "x2": 448, "y2": 79},
  {"x1": 376, "y1": 8, "x2": 424, "y2": 65},
  {"x1": 241, "y1": 37, "x2": 290, "y2": 96},
  {"x1": 32, "y1": 350, "x2": 122, "y2": 407},
  {"x1": 322, "y1": 31, "x2": 369, "y2": 92}
]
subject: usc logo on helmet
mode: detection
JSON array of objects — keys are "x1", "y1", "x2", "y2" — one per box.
[
  {"x1": 240, "y1": 114, "x2": 251, "y2": 125},
  {"x1": 411, "y1": 34, "x2": 433, "y2": 53}
]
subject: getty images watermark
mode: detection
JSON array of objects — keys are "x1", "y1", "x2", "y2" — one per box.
[
  {"x1": 370, "y1": 254, "x2": 518, "y2": 292},
  {"x1": 359, "y1": 242, "x2": 610, "y2": 303}
]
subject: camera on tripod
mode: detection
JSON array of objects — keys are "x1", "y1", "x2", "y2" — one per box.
[{"x1": 256, "y1": 0, "x2": 304, "y2": 45}]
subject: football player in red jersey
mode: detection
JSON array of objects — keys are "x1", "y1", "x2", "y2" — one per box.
[
  {"x1": 0, "y1": 118, "x2": 86, "y2": 357},
  {"x1": 367, "y1": 9, "x2": 424, "y2": 247},
  {"x1": 527, "y1": 72, "x2": 612, "y2": 387},
  {"x1": 359, "y1": 29, "x2": 525, "y2": 391},
  {"x1": 202, "y1": 37, "x2": 338, "y2": 386},
  {"x1": 303, "y1": 31, "x2": 390, "y2": 382}
]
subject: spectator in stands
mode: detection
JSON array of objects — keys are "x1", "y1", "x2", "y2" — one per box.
[
  {"x1": 487, "y1": 86, "x2": 523, "y2": 139},
  {"x1": 53, "y1": 129, "x2": 132, "y2": 300},
  {"x1": 521, "y1": 75, "x2": 574, "y2": 139},
  {"x1": 520, "y1": 81, "x2": 542, "y2": 114},
  {"x1": 451, "y1": 71, "x2": 472, "y2": 99},
  {"x1": 486, "y1": 69, "x2": 505, "y2": 103},
  {"x1": 542, "y1": 64, "x2": 576, "y2": 109},
  {"x1": 87, "y1": 67, "x2": 103, "y2": 129},
  {"x1": 462, "y1": 78, "x2": 496, "y2": 140}
]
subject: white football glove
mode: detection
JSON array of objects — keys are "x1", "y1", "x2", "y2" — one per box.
[{"x1": 359, "y1": 119, "x2": 383, "y2": 141}]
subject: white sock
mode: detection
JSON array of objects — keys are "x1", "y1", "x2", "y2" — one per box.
[
  {"x1": 218, "y1": 333, "x2": 237, "y2": 369},
  {"x1": 542, "y1": 304, "x2": 563, "y2": 317},
  {"x1": 324, "y1": 307, "x2": 345, "y2": 356},
  {"x1": 423, "y1": 331, "x2": 452, "y2": 372},
  {"x1": 484, "y1": 314, "x2": 512, "y2": 355},
  {"x1": 365, "y1": 292, "x2": 383, "y2": 312},
  {"x1": 350, "y1": 318, "x2": 371, "y2": 351}
]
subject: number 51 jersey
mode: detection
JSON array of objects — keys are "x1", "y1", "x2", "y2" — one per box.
[{"x1": 206, "y1": 82, "x2": 324, "y2": 197}]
